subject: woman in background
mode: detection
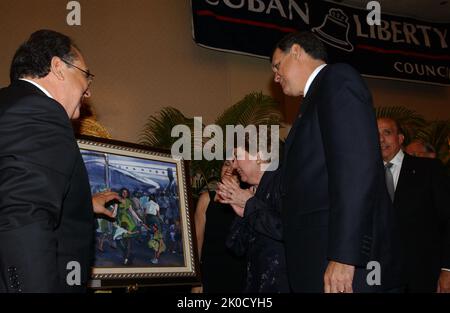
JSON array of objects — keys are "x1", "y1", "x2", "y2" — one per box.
[
  {"x1": 116, "y1": 188, "x2": 139, "y2": 265},
  {"x1": 217, "y1": 135, "x2": 289, "y2": 293},
  {"x1": 191, "y1": 160, "x2": 246, "y2": 293},
  {"x1": 148, "y1": 223, "x2": 166, "y2": 264}
]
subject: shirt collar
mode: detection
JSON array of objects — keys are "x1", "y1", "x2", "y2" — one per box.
[
  {"x1": 384, "y1": 149, "x2": 404, "y2": 166},
  {"x1": 304, "y1": 63, "x2": 327, "y2": 97},
  {"x1": 19, "y1": 78, "x2": 54, "y2": 99}
]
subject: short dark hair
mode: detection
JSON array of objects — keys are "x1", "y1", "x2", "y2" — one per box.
[
  {"x1": 120, "y1": 187, "x2": 130, "y2": 198},
  {"x1": 10, "y1": 29, "x2": 78, "y2": 82},
  {"x1": 377, "y1": 117, "x2": 412, "y2": 148},
  {"x1": 272, "y1": 31, "x2": 327, "y2": 62},
  {"x1": 393, "y1": 119, "x2": 405, "y2": 136},
  {"x1": 232, "y1": 126, "x2": 282, "y2": 163},
  {"x1": 233, "y1": 127, "x2": 274, "y2": 154},
  {"x1": 380, "y1": 117, "x2": 404, "y2": 136}
]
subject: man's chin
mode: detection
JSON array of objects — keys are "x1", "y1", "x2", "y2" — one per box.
[
  {"x1": 382, "y1": 152, "x2": 392, "y2": 162},
  {"x1": 70, "y1": 109, "x2": 80, "y2": 120},
  {"x1": 283, "y1": 88, "x2": 301, "y2": 97}
]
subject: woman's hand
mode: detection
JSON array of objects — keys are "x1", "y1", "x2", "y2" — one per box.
[{"x1": 217, "y1": 176, "x2": 253, "y2": 217}]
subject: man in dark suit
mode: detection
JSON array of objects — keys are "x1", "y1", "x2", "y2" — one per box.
[
  {"x1": 272, "y1": 31, "x2": 402, "y2": 292},
  {"x1": 377, "y1": 117, "x2": 450, "y2": 293},
  {"x1": 0, "y1": 30, "x2": 118, "y2": 292}
]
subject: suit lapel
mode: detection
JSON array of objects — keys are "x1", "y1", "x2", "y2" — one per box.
[
  {"x1": 283, "y1": 98, "x2": 306, "y2": 155},
  {"x1": 283, "y1": 65, "x2": 329, "y2": 158},
  {"x1": 394, "y1": 154, "x2": 415, "y2": 206}
]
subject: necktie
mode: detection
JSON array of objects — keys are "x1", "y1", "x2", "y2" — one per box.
[{"x1": 385, "y1": 162, "x2": 395, "y2": 202}]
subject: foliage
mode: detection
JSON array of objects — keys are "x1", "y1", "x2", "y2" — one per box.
[
  {"x1": 375, "y1": 106, "x2": 449, "y2": 164},
  {"x1": 375, "y1": 106, "x2": 426, "y2": 144},
  {"x1": 139, "y1": 92, "x2": 283, "y2": 199},
  {"x1": 414, "y1": 120, "x2": 450, "y2": 163},
  {"x1": 140, "y1": 107, "x2": 195, "y2": 148}
]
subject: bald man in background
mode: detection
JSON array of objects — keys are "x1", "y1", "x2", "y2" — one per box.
[{"x1": 378, "y1": 117, "x2": 450, "y2": 292}]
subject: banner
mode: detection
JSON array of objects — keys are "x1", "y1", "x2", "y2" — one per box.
[{"x1": 191, "y1": 0, "x2": 450, "y2": 86}]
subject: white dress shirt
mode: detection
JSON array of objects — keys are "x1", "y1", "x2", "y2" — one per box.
[
  {"x1": 384, "y1": 149, "x2": 404, "y2": 190},
  {"x1": 304, "y1": 63, "x2": 327, "y2": 97},
  {"x1": 145, "y1": 200, "x2": 160, "y2": 215},
  {"x1": 19, "y1": 78, "x2": 54, "y2": 99}
]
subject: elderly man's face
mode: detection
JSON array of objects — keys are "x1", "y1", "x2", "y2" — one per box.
[
  {"x1": 272, "y1": 46, "x2": 306, "y2": 97},
  {"x1": 377, "y1": 118, "x2": 404, "y2": 162},
  {"x1": 60, "y1": 49, "x2": 92, "y2": 119}
]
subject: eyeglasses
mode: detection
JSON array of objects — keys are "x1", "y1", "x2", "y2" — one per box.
[
  {"x1": 272, "y1": 51, "x2": 291, "y2": 73},
  {"x1": 62, "y1": 59, "x2": 95, "y2": 83}
]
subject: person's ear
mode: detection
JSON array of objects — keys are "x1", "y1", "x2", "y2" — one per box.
[
  {"x1": 399, "y1": 134, "x2": 405, "y2": 146},
  {"x1": 290, "y1": 44, "x2": 302, "y2": 60},
  {"x1": 50, "y1": 56, "x2": 65, "y2": 80}
]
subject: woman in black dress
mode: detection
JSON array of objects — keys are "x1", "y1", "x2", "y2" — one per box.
[
  {"x1": 191, "y1": 160, "x2": 246, "y2": 293},
  {"x1": 217, "y1": 136, "x2": 289, "y2": 293}
]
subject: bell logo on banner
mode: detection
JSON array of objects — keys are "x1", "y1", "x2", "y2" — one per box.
[
  {"x1": 192, "y1": 0, "x2": 450, "y2": 86},
  {"x1": 312, "y1": 8, "x2": 354, "y2": 52}
]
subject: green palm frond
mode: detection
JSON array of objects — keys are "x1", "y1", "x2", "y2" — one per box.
[
  {"x1": 414, "y1": 120, "x2": 450, "y2": 161},
  {"x1": 139, "y1": 93, "x2": 283, "y2": 200},
  {"x1": 375, "y1": 106, "x2": 426, "y2": 143},
  {"x1": 215, "y1": 92, "x2": 282, "y2": 128},
  {"x1": 139, "y1": 107, "x2": 195, "y2": 149}
]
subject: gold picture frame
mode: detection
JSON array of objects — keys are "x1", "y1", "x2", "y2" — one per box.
[{"x1": 77, "y1": 136, "x2": 200, "y2": 289}]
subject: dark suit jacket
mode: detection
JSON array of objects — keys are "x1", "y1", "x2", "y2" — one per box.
[
  {"x1": 281, "y1": 64, "x2": 402, "y2": 292},
  {"x1": 0, "y1": 80, "x2": 94, "y2": 292},
  {"x1": 394, "y1": 153, "x2": 450, "y2": 292}
]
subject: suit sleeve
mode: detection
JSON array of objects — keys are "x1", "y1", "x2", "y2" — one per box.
[
  {"x1": 317, "y1": 66, "x2": 378, "y2": 267},
  {"x1": 226, "y1": 197, "x2": 283, "y2": 256},
  {"x1": 431, "y1": 160, "x2": 450, "y2": 269},
  {"x1": 243, "y1": 196, "x2": 283, "y2": 241},
  {"x1": 0, "y1": 95, "x2": 76, "y2": 292}
]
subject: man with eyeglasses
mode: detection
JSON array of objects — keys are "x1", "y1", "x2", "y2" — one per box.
[
  {"x1": 272, "y1": 31, "x2": 404, "y2": 292},
  {"x1": 0, "y1": 29, "x2": 118, "y2": 292}
]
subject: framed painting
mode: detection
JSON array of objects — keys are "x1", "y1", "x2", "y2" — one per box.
[{"x1": 77, "y1": 136, "x2": 200, "y2": 289}]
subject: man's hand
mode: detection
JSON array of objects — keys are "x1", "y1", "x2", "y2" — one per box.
[
  {"x1": 437, "y1": 270, "x2": 450, "y2": 293},
  {"x1": 324, "y1": 261, "x2": 355, "y2": 293},
  {"x1": 92, "y1": 191, "x2": 120, "y2": 218},
  {"x1": 191, "y1": 285, "x2": 203, "y2": 293}
]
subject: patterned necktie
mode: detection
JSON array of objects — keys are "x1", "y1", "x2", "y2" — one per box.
[{"x1": 385, "y1": 162, "x2": 395, "y2": 202}]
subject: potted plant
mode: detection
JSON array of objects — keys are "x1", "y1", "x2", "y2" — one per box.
[{"x1": 139, "y1": 92, "x2": 283, "y2": 201}]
